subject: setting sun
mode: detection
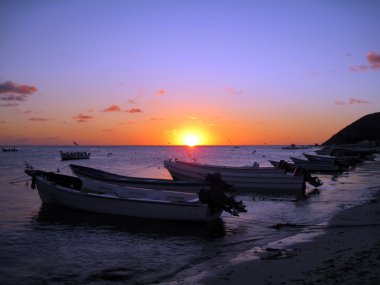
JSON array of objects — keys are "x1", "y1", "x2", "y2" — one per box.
[{"x1": 184, "y1": 134, "x2": 199, "y2": 147}]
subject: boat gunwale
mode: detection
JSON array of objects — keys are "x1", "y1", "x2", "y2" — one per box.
[
  {"x1": 36, "y1": 176, "x2": 205, "y2": 208},
  {"x1": 70, "y1": 164, "x2": 210, "y2": 187}
]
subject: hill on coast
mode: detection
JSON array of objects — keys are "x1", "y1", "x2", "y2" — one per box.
[{"x1": 323, "y1": 112, "x2": 380, "y2": 145}]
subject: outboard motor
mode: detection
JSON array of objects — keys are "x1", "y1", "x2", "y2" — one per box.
[
  {"x1": 293, "y1": 167, "x2": 323, "y2": 187},
  {"x1": 199, "y1": 173, "x2": 247, "y2": 216}
]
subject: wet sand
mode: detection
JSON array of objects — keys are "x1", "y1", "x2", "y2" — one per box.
[
  {"x1": 161, "y1": 187, "x2": 380, "y2": 285},
  {"x1": 200, "y1": 189, "x2": 380, "y2": 285}
]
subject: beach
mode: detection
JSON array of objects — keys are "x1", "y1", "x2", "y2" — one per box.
[{"x1": 172, "y1": 188, "x2": 380, "y2": 285}]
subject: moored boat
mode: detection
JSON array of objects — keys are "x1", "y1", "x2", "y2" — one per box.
[
  {"x1": 60, "y1": 151, "x2": 90, "y2": 160},
  {"x1": 25, "y1": 170, "x2": 246, "y2": 222},
  {"x1": 165, "y1": 159, "x2": 287, "y2": 175},
  {"x1": 282, "y1": 144, "x2": 310, "y2": 150},
  {"x1": 275, "y1": 157, "x2": 343, "y2": 173},
  {"x1": 69, "y1": 164, "x2": 212, "y2": 193},
  {"x1": 2, "y1": 147, "x2": 18, "y2": 152},
  {"x1": 302, "y1": 153, "x2": 362, "y2": 166},
  {"x1": 163, "y1": 159, "x2": 317, "y2": 196},
  {"x1": 315, "y1": 146, "x2": 377, "y2": 157}
]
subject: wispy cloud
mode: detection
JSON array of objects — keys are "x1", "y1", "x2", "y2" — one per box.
[
  {"x1": 119, "y1": 121, "x2": 135, "y2": 125},
  {"x1": 44, "y1": 136, "x2": 60, "y2": 141},
  {"x1": 0, "y1": 81, "x2": 37, "y2": 95},
  {"x1": 349, "y1": 65, "x2": 369, "y2": 72},
  {"x1": 73, "y1": 114, "x2": 93, "y2": 122},
  {"x1": 150, "y1": 117, "x2": 164, "y2": 121},
  {"x1": 28, "y1": 117, "x2": 49, "y2": 122},
  {"x1": 310, "y1": 71, "x2": 320, "y2": 76},
  {"x1": 349, "y1": 97, "x2": 370, "y2": 104},
  {"x1": 102, "y1": 105, "x2": 121, "y2": 112},
  {"x1": 23, "y1": 109, "x2": 42, "y2": 115},
  {"x1": 367, "y1": 51, "x2": 380, "y2": 69},
  {"x1": 0, "y1": 81, "x2": 38, "y2": 106},
  {"x1": 126, "y1": 99, "x2": 136, "y2": 104},
  {"x1": 334, "y1": 100, "x2": 346, "y2": 106},
  {"x1": 126, "y1": 108, "x2": 142, "y2": 113},
  {"x1": 165, "y1": 129, "x2": 178, "y2": 134},
  {"x1": 224, "y1": 87, "x2": 243, "y2": 95},
  {"x1": 156, "y1": 89, "x2": 166, "y2": 96},
  {"x1": 334, "y1": 97, "x2": 371, "y2": 105},
  {"x1": 0, "y1": 103, "x2": 18, "y2": 107},
  {"x1": 349, "y1": 50, "x2": 380, "y2": 72}
]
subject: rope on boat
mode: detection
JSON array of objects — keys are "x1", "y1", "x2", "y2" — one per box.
[
  {"x1": 55, "y1": 165, "x2": 71, "y2": 173},
  {"x1": 0, "y1": 174, "x2": 32, "y2": 184},
  {"x1": 8, "y1": 178, "x2": 30, "y2": 184},
  {"x1": 122, "y1": 161, "x2": 164, "y2": 175}
]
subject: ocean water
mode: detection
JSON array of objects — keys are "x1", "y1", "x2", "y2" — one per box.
[{"x1": 0, "y1": 145, "x2": 379, "y2": 285}]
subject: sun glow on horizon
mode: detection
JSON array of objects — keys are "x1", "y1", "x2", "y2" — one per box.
[{"x1": 184, "y1": 134, "x2": 200, "y2": 147}]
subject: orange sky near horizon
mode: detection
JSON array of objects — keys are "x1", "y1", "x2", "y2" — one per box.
[{"x1": 0, "y1": 104, "x2": 367, "y2": 146}]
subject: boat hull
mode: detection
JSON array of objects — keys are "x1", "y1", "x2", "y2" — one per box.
[
  {"x1": 34, "y1": 176, "x2": 221, "y2": 222},
  {"x1": 60, "y1": 151, "x2": 90, "y2": 160},
  {"x1": 290, "y1": 157, "x2": 343, "y2": 172},
  {"x1": 163, "y1": 160, "x2": 305, "y2": 196}
]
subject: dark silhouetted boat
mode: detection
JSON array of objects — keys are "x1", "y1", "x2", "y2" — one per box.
[{"x1": 60, "y1": 150, "x2": 90, "y2": 160}]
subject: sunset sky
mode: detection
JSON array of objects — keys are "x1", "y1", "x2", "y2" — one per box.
[{"x1": 1, "y1": 0, "x2": 379, "y2": 146}]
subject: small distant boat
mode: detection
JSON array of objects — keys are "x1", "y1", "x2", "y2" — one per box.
[
  {"x1": 69, "y1": 164, "x2": 211, "y2": 193},
  {"x1": 25, "y1": 170, "x2": 246, "y2": 222},
  {"x1": 2, "y1": 147, "x2": 18, "y2": 152},
  {"x1": 282, "y1": 144, "x2": 309, "y2": 150},
  {"x1": 60, "y1": 151, "x2": 90, "y2": 160}
]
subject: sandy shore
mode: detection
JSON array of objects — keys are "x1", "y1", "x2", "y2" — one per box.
[
  {"x1": 201, "y1": 189, "x2": 380, "y2": 285},
  {"x1": 162, "y1": 188, "x2": 380, "y2": 285}
]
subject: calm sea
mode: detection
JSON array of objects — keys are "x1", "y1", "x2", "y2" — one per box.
[{"x1": 1, "y1": 146, "x2": 379, "y2": 285}]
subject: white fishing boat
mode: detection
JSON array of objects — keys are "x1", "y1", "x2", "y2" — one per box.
[
  {"x1": 315, "y1": 146, "x2": 377, "y2": 157},
  {"x1": 163, "y1": 159, "x2": 316, "y2": 196},
  {"x1": 69, "y1": 164, "x2": 211, "y2": 193},
  {"x1": 25, "y1": 170, "x2": 246, "y2": 222},
  {"x1": 60, "y1": 151, "x2": 90, "y2": 160},
  {"x1": 289, "y1": 157, "x2": 343, "y2": 172},
  {"x1": 165, "y1": 159, "x2": 287, "y2": 175},
  {"x1": 282, "y1": 144, "x2": 310, "y2": 150},
  {"x1": 302, "y1": 153, "x2": 361, "y2": 166},
  {"x1": 303, "y1": 153, "x2": 336, "y2": 162}
]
